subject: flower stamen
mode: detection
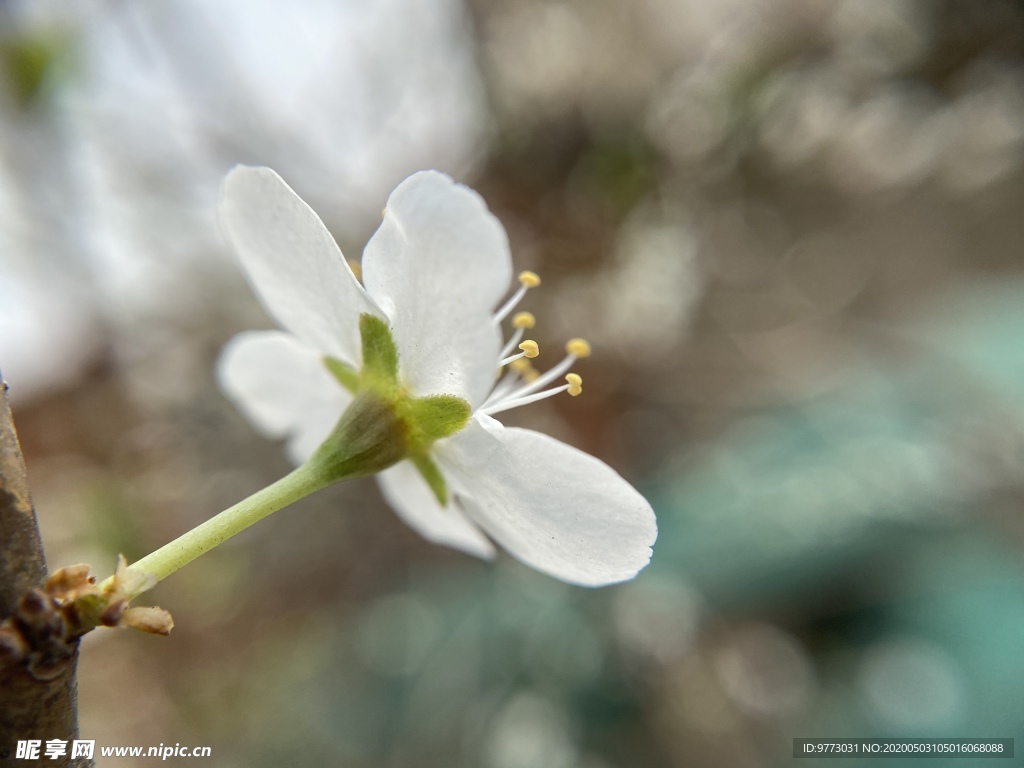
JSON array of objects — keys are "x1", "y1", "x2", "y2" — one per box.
[
  {"x1": 480, "y1": 373, "x2": 582, "y2": 416},
  {"x1": 493, "y1": 271, "x2": 542, "y2": 323},
  {"x1": 498, "y1": 340, "x2": 539, "y2": 368},
  {"x1": 518, "y1": 340, "x2": 539, "y2": 358},
  {"x1": 498, "y1": 313, "x2": 537, "y2": 361},
  {"x1": 487, "y1": 270, "x2": 588, "y2": 415},
  {"x1": 494, "y1": 338, "x2": 591, "y2": 403},
  {"x1": 482, "y1": 333, "x2": 590, "y2": 413}
]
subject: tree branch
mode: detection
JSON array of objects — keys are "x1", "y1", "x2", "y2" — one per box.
[
  {"x1": 0, "y1": 374, "x2": 92, "y2": 767},
  {"x1": 0, "y1": 377, "x2": 46, "y2": 615}
]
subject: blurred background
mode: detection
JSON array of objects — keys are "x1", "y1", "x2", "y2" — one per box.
[{"x1": 3, "y1": 0, "x2": 1024, "y2": 765}]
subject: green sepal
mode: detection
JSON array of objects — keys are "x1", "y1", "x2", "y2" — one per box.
[
  {"x1": 402, "y1": 395, "x2": 472, "y2": 442},
  {"x1": 359, "y1": 313, "x2": 399, "y2": 389},
  {"x1": 410, "y1": 452, "x2": 448, "y2": 506},
  {"x1": 310, "y1": 315, "x2": 472, "y2": 492},
  {"x1": 323, "y1": 356, "x2": 360, "y2": 394}
]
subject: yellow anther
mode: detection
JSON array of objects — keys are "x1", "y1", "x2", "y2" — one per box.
[
  {"x1": 565, "y1": 373, "x2": 583, "y2": 396},
  {"x1": 512, "y1": 311, "x2": 536, "y2": 329},
  {"x1": 518, "y1": 270, "x2": 541, "y2": 288},
  {"x1": 347, "y1": 259, "x2": 362, "y2": 281},
  {"x1": 518, "y1": 340, "x2": 540, "y2": 359},
  {"x1": 565, "y1": 338, "x2": 591, "y2": 358}
]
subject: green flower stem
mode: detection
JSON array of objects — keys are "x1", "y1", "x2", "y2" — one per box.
[
  {"x1": 108, "y1": 463, "x2": 330, "y2": 600},
  {"x1": 91, "y1": 332, "x2": 465, "y2": 604}
]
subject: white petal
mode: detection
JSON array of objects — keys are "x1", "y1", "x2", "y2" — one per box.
[
  {"x1": 377, "y1": 460, "x2": 496, "y2": 559},
  {"x1": 362, "y1": 171, "x2": 512, "y2": 407},
  {"x1": 217, "y1": 330, "x2": 351, "y2": 465},
  {"x1": 220, "y1": 166, "x2": 382, "y2": 363},
  {"x1": 437, "y1": 416, "x2": 657, "y2": 587}
]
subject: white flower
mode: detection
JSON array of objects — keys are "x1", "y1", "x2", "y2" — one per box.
[{"x1": 217, "y1": 166, "x2": 657, "y2": 586}]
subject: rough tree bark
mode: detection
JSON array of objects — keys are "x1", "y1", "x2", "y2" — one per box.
[{"x1": 0, "y1": 374, "x2": 92, "y2": 768}]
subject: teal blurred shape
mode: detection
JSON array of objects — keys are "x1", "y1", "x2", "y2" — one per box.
[
  {"x1": 649, "y1": 279, "x2": 1024, "y2": 607},
  {"x1": 918, "y1": 278, "x2": 1024, "y2": 402}
]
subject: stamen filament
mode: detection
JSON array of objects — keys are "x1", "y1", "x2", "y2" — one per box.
[
  {"x1": 498, "y1": 326, "x2": 526, "y2": 360},
  {"x1": 499, "y1": 350, "x2": 528, "y2": 367},
  {"x1": 483, "y1": 357, "x2": 540, "y2": 408},
  {"x1": 485, "y1": 373, "x2": 520, "y2": 407},
  {"x1": 479, "y1": 384, "x2": 570, "y2": 416},
  {"x1": 493, "y1": 284, "x2": 528, "y2": 324}
]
